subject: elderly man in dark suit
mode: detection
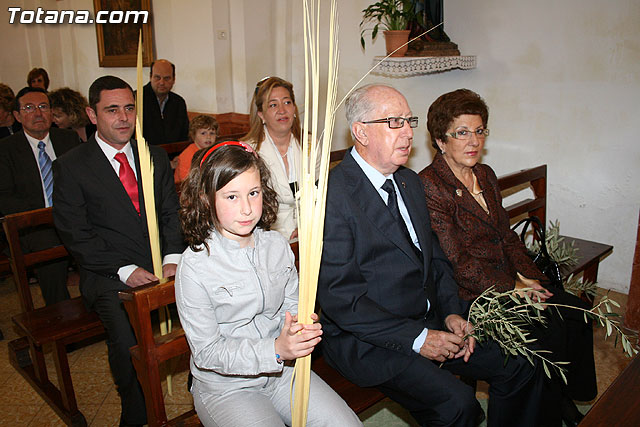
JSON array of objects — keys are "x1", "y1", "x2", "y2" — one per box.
[
  {"x1": 0, "y1": 87, "x2": 79, "y2": 305},
  {"x1": 53, "y1": 76, "x2": 184, "y2": 427},
  {"x1": 317, "y1": 84, "x2": 544, "y2": 427}
]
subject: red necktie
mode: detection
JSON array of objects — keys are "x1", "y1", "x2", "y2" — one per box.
[{"x1": 114, "y1": 152, "x2": 140, "y2": 214}]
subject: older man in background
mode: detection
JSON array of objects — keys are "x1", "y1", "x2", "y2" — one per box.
[
  {"x1": 0, "y1": 87, "x2": 79, "y2": 305},
  {"x1": 141, "y1": 59, "x2": 189, "y2": 145}
]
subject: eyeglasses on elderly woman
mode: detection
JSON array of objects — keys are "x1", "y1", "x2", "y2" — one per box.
[{"x1": 446, "y1": 128, "x2": 490, "y2": 140}]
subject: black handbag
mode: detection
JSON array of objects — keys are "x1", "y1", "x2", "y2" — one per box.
[{"x1": 511, "y1": 216, "x2": 563, "y2": 289}]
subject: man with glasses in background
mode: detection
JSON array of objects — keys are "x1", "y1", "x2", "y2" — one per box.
[
  {"x1": 0, "y1": 87, "x2": 79, "y2": 305},
  {"x1": 317, "y1": 84, "x2": 544, "y2": 427}
]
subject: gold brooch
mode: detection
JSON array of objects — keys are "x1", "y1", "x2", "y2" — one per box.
[{"x1": 456, "y1": 189, "x2": 463, "y2": 197}]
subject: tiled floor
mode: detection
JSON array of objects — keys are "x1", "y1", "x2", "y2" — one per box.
[{"x1": 0, "y1": 273, "x2": 636, "y2": 426}]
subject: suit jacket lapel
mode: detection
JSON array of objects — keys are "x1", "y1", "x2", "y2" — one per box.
[
  {"x1": 342, "y1": 153, "x2": 423, "y2": 268},
  {"x1": 50, "y1": 129, "x2": 65, "y2": 157},
  {"x1": 472, "y1": 165, "x2": 501, "y2": 229},
  {"x1": 16, "y1": 133, "x2": 46, "y2": 205},
  {"x1": 131, "y1": 140, "x2": 152, "y2": 233},
  {"x1": 86, "y1": 138, "x2": 142, "y2": 220},
  {"x1": 394, "y1": 169, "x2": 430, "y2": 278},
  {"x1": 432, "y1": 153, "x2": 497, "y2": 229}
]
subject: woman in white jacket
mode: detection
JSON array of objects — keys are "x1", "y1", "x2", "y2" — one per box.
[
  {"x1": 242, "y1": 77, "x2": 313, "y2": 241},
  {"x1": 176, "y1": 141, "x2": 361, "y2": 427}
]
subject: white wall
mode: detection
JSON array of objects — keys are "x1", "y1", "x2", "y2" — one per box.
[{"x1": 1, "y1": 0, "x2": 638, "y2": 292}]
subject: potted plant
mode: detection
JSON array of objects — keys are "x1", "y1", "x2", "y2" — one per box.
[{"x1": 360, "y1": 0, "x2": 417, "y2": 57}]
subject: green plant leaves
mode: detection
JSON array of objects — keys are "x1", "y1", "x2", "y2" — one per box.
[
  {"x1": 467, "y1": 286, "x2": 638, "y2": 383},
  {"x1": 359, "y1": 0, "x2": 416, "y2": 49}
]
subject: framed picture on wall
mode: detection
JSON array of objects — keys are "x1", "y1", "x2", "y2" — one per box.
[{"x1": 93, "y1": 0, "x2": 154, "y2": 67}]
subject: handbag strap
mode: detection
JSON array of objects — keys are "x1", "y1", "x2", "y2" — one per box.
[{"x1": 511, "y1": 216, "x2": 551, "y2": 258}]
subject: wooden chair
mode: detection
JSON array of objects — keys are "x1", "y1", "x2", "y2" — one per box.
[
  {"x1": 119, "y1": 279, "x2": 199, "y2": 427},
  {"x1": 3, "y1": 207, "x2": 105, "y2": 426}
]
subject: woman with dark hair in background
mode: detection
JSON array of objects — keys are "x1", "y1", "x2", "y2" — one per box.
[{"x1": 27, "y1": 67, "x2": 50, "y2": 91}]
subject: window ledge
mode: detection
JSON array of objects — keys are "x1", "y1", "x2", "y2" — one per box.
[{"x1": 371, "y1": 55, "x2": 476, "y2": 77}]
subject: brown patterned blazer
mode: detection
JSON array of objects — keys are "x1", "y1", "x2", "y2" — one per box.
[{"x1": 418, "y1": 153, "x2": 546, "y2": 301}]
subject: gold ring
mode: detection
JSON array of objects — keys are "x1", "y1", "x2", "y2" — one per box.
[{"x1": 446, "y1": 350, "x2": 450, "y2": 358}]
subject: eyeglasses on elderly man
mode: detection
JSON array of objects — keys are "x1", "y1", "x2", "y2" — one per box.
[{"x1": 361, "y1": 116, "x2": 418, "y2": 129}]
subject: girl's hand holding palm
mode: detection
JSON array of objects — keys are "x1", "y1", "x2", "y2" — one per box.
[{"x1": 274, "y1": 312, "x2": 322, "y2": 361}]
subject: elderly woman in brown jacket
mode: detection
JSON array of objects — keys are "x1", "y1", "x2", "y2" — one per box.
[{"x1": 419, "y1": 89, "x2": 596, "y2": 426}]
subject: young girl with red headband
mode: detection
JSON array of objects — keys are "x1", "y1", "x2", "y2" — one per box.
[{"x1": 176, "y1": 141, "x2": 361, "y2": 426}]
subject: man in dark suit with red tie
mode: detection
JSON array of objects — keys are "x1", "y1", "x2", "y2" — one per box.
[
  {"x1": 53, "y1": 76, "x2": 184, "y2": 427},
  {"x1": 0, "y1": 87, "x2": 79, "y2": 305},
  {"x1": 317, "y1": 84, "x2": 544, "y2": 427}
]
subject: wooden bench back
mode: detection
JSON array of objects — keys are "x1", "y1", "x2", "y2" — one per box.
[
  {"x1": 2, "y1": 207, "x2": 69, "y2": 313},
  {"x1": 496, "y1": 164, "x2": 547, "y2": 224},
  {"x1": 490, "y1": 164, "x2": 611, "y2": 293},
  {"x1": 119, "y1": 279, "x2": 197, "y2": 427},
  {"x1": 187, "y1": 111, "x2": 250, "y2": 138}
]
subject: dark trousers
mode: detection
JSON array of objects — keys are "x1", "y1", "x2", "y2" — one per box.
[
  {"x1": 20, "y1": 227, "x2": 70, "y2": 305},
  {"x1": 91, "y1": 290, "x2": 147, "y2": 425},
  {"x1": 524, "y1": 289, "x2": 598, "y2": 426},
  {"x1": 378, "y1": 341, "x2": 544, "y2": 427},
  {"x1": 536, "y1": 290, "x2": 597, "y2": 401}
]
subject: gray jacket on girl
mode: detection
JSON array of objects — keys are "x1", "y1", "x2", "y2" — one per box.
[{"x1": 175, "y1": 228, "x2": 298, "y2": 388}]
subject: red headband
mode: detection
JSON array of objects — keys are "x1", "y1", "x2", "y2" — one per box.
[{"x1": 199, "y1": 141, "x2": 256, "y2": 167}]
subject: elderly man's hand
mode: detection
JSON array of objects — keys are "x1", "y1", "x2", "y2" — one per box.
[
  {"x1": 126, "y1": 267, "x2": 158, "y2": 288},
  {"x1": 419, "y1": 329, "x2": 465, "y2": 362},
  {"x1": 162, "y1": 263, "x2": 177, "y2": 279},
  {"x1": 445, "y1": 314, "x2": 476, "y2": 362}
]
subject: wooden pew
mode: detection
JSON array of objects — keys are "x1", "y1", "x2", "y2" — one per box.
[
  {"x1": 3, "y1": 208, "x2": 105, "y2": 426},
  {"x1": 580, "y1": 353, "x2": 640, "y2": 426},
  {"x1": 186, "y1": 111, "x2": 250, "y2": 138},
  {"x1": 497, "y1": 165, "x2": 613, "y2": 288},
  {"x1": 119, "y1": 277, "x2": 385, "y2": 426}
]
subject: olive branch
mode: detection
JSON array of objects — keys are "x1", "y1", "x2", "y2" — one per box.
[{"x1": 466, "y1": 287, "x2": 638, "y2": 382}]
